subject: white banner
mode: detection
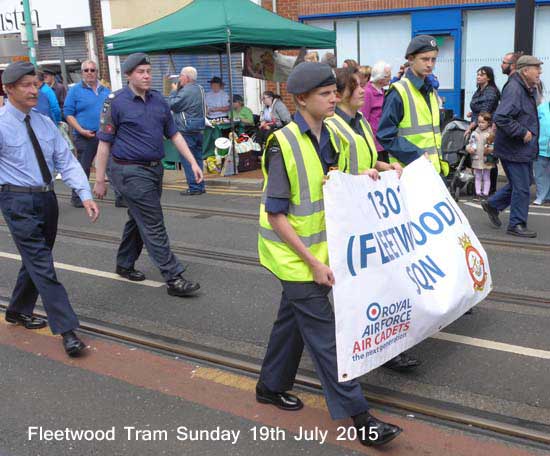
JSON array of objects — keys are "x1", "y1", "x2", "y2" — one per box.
[
  {"x1": 0, "y1": 0, "x2": 91, "y2": 35},
  {"x1": 324, "y1": 157, "x2": 492, "y2": 382}
]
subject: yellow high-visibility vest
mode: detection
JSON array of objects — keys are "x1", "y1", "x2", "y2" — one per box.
[
  {"x1": 391, "y1": 77, "x2": 449, "y2": 176},
  {"x1": 325, "y1": 112, "x2": 378, "y2": 174},
  {"x1": 257, "y1": 122, "x2": 341, "y2": 281}
]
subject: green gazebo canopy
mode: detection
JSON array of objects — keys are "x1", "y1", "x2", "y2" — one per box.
[{"x1": 104, "y1": 0, "x2": 336, "y2": 55}]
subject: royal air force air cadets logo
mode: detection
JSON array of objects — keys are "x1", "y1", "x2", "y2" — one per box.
[
  {"x1": 430, "y1": 39, "x2": 437, "y2": 47},
  {"x1": 459, "y1": 234, "x2": 487, "y2": 291},
  {"x1": 366, "y1": 302, "x2": 381, "y2": 322}
]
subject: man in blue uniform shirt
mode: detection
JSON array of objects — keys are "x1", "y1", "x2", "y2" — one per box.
[
  {"x1": 93, "y1": 53, "x2": 203, "y2": 297},
  {"x1": 0, "y1": 61, "x2": 99, "y2": 357}
]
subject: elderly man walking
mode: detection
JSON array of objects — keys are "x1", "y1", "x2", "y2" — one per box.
[
  {"x1": 481, "y1": 56, "x2": 543, "y2": 238},
  {"x1": 168, "y1": 66, "x2": 206, "y2": 195}
]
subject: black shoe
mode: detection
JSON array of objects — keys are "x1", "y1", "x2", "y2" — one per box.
[
  {"x1": 5, "y1": 311, "x2": 47, "y2": 329},
  {"x1": 480, "y1": 200, "x2": 502, "y2": 228},
  {"x1": 255, "y1": 382, "x2": 304, "y2": 411},
  {"x1": 383, "y1": 354, "x2": 420, "y2": 371},
  {"x1": 180, "y1": 189, "x2": 205, "y2": 196},
  {"x1": 353, "y1": 412, "x2": 402, "y2": 447},
  {"x1": 115, "y1": 197, "x2": 127, "y2": 208},
  {"x1": 166, "y1": 275, "x2": 200, "y2": 297},
  {"x1": 116, "y1": 266, "x2": 146, "y2": 282},
  {"x1": 506, "y1": 224, "x2": 537, "y2": 238},
  {"x1": 62, "y1": 331, "x2": 86, "y2": 357},
  {"x1": 71, "y1": 199, "x2": 84, "y2": 208}
]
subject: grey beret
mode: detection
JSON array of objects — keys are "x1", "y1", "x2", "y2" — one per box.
[
  {"x1": 405, "y1": 35, "x2": 439, "y2": 58},
  {"x1": 286, "y1": 62, "x2": 336, "y2": 95},
  {"x1": 1, "y1": 61, "x2": 36, "y2": 84},
  {"x1": 122, "y1": 52, "x2": 151, "y2": 74}
]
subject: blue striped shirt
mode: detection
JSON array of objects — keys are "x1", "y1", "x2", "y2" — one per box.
[{"x1": 0, "y1": 102, "x2": 92, "y2": 201}]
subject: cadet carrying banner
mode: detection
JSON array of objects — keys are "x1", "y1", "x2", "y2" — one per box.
[{"x1": 324, "y1": 157, "x2": 492, "y2": 382}]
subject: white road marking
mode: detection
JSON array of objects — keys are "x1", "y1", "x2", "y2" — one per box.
[
  {"x1": 463, "y1": 201, "x2": 550, "y2": 216},
  {"x1": 434, "y1": 332, "x2": 550, "y2": 360},
  {"x1": 0, "y1": 252, "x2": 164, "y2": 288},
  {"x1": 2, "y1": 252, "x2": 549, "y2": 360}
]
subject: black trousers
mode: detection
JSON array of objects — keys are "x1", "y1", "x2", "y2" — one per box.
[
  {"x1": 0, "y1": 191, "x2": 79, "y2": 334},
  {"x1": 259, "y1": 280, "x2": 370, "y2": 420},
  {"x1": 109, "y1": 160, "x2": 186, "y2": 282}
]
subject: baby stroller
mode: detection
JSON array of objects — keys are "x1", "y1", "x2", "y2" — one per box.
[{"x1": 440, "y1": 119, "x2": 475, "y2": 201}]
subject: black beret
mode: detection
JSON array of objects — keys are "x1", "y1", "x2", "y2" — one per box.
[
  {"x1": 122, "y1": 52, "x2": 151, "y2": 74},
  {"x1": 405, "y1": 35, "x2": 439, "y2": 58},
  {"x1": 286, "y1": 62, "x2": 336, "y2": 95},
  {"x1": 2, "y1": 61, "x2": 36, "y2": 84}
]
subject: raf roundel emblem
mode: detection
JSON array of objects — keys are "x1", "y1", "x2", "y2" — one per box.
[
  {"x1": 459, "y1": 234, "x2": 487, "y2": 291},
  {"x1": 366, "y1": 302, "x2": 381, "y2": 322}
]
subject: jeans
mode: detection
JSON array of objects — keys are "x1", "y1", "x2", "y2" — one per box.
[
  {"x1": 181, "y1": 132, "x2": 204, "y2": 192},
  {"x1": 488, "y1": 159, "x2": 532, "y2": 228},
  {"x1": 71, "y1": 134, "x2": 98, "y2": 203},
  {"x1": 534, "y1": 156, "x2": 550, "y2": 203}
]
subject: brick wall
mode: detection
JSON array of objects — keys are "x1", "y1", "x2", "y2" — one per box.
[
  {"x1": 297, "y1": 0, "x2": 507, "y2": 17},
  {"x1": 89, "y1": 0, "x2": 110, "y2": 83}
]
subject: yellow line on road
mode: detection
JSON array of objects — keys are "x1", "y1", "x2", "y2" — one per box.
[{"x1": 193, "y1": 366, "x2": 328, "y2": 410}]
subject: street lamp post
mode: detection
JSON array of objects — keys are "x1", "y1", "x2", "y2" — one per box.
[{"x1": 21, "y1": 0, "x2": 37, "y2": 65}]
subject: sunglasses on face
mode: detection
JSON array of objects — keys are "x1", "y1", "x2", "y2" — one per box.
[{"x1": 82, "y1": 68, "x2": 96, "y2": 73}]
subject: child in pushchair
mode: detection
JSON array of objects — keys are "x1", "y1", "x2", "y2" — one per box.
[{"x1": 440, "y1": 119, "x2": 475, "y2": 201}]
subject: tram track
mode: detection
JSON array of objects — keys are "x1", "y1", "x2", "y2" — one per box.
[
  {"x1": 1, "y1": 218, "x2": 549, "y2": 446},
  {"x1": 1, "y1": 219, "x2": 548, "y2": 308},
  {"x1": 0, "y1": 302, "x2": 548, "y2": 447},
  {"x1": 58, "y1": 194, "x2": 550, "y2": 253}
]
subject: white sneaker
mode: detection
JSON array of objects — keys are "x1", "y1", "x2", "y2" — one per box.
[{"x1": 533, "y1": 200, "x2": 543, "y2": 206}]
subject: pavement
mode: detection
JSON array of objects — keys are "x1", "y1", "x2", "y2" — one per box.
[
  {"x1": 0, "y1": 179, "x2": 549, "y2": 455},
  {"x1": 1, "y1": 321, "x2": 548, "y2": 456}
]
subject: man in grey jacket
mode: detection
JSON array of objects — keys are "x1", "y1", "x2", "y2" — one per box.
[{"x1": 169, "y1": 67, "x2": 206, "y2": 195}]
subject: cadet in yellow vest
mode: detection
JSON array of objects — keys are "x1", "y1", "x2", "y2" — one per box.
[
  {"x1": 256, "y1": 62, "x2": 402, "y2": 447},
  {"x1": 327, "y1": 67, "x2": 421, "y2": 371},
  {"x1": 377, "y1": 35, "x2": 448, "y2": 176},
  {"x1": 326, "y1": 67, "x2": 400, "y2": 176}
]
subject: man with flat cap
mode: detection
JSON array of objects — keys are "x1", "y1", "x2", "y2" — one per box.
[
  {"x1": 377, "y1": 35, "x2": 448, "y2": 176},
  {"x1": 481, "y1": 55, "x2": 543, "y2": 238},
  {"x1": 0, "y1": 61, "x2": 99, "y2": 356},
  {"x1": 256, "y1": 61, "x2": 402, "y2": 447},
  {"x1": 42, "y1": 68, "x2": 67, "y2": 111},
  {"x1": 93, "y1": 53, "x2": 204, "y2": 297}
]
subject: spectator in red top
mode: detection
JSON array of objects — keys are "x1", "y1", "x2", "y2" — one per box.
[{"x1": 361, "y1": 61, "x2": 392, "y2": 162}]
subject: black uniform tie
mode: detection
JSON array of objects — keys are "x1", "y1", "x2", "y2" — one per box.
[{"x1": 24, "y1": 115, "x2": 52, "y2": 185}]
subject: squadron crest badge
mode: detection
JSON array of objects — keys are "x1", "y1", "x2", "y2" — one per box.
[{"x1": 459, "y1": 234, "x2": 487, "y2": 291}]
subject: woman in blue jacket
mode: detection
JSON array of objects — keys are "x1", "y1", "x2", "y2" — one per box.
[{"x1": 535, "y1": 98, "x2": 550, "y2": 205}]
